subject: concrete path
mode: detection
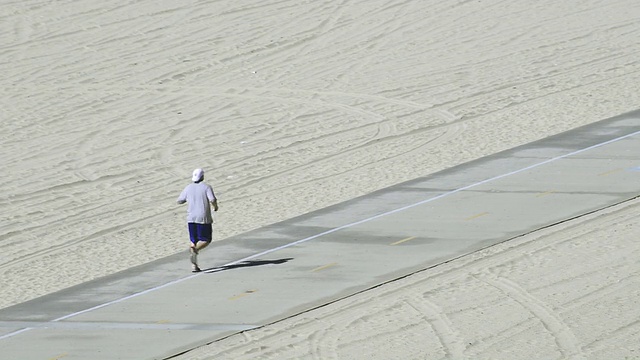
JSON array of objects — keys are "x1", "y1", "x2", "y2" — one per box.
[{"x1": 2, "y1": 110, "x2": 640, "y2": 359}]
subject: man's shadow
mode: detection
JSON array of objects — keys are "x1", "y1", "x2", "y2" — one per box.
[{"x1": 203, "y1": 258, "x2": 293, "y2": 273}]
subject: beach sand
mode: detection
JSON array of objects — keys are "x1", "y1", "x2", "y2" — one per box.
[{"x1": 2, "y1": 0, "x2": 640, "y2": 358}]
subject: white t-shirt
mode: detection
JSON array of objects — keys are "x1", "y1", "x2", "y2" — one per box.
[{"x1": 177, "y1": 182, "x2": 216, "y2": 224}]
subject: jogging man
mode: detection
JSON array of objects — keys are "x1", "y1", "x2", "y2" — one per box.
[{"x1": 177, "y1": 168, "x2": 219, "y2": 272}]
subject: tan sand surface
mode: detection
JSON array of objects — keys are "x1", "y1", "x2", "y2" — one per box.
[{"x1": 1, "y1": 0, "x2": 640, "y2": 358}]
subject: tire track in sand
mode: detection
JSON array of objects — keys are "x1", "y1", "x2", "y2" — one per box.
[
  {"x1": 475, "y1": 270, "x2": 585, "y2": 360},
  {"x1": 403, "y1": 293, "x2": 467, "y2": 359}
]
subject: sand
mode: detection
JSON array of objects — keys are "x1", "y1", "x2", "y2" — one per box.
[{"x1": 2, "y1": 0, "x2": 640, "y2": 358}]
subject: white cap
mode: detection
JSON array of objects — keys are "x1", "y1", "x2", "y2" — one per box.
[{"x1": 192, "y1": 168, "x2": 204, "y2": 182}]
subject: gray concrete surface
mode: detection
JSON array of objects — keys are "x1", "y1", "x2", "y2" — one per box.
[{"x1": 2, "y1": 110, "x2": 640, "y2": 359}]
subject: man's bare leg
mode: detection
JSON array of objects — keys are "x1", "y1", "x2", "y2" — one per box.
[
  {"x1": 190, "y1": 241, "x2": 210, "y2": 272},
  {"x1": 195, "y1": 241, "x2": 210, "y2": 252}
]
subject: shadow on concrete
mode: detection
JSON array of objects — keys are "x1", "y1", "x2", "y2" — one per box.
[{"x1": 203, "y1": 258, "x2": 293, "y2": 273}]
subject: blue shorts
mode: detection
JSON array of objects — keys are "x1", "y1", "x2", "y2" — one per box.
[{"x1": 188, "y1": 223, "x2": 212, "y2": 244}]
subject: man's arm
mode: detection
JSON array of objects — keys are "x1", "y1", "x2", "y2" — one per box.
[
  {"x1": 177, "y1": 187, "x2": 187, "y2": 204},
  {"x1": 207, "y1": 185, "x2": 218, "y2": 211}
]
